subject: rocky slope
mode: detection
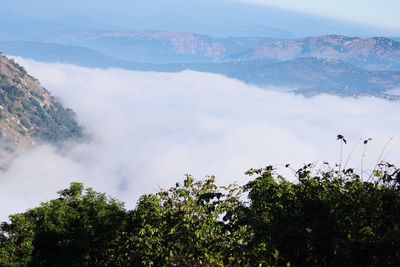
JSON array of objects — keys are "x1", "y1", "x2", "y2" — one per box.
[{"x1": 0, "y1": 54, "x2": 82, "y2": 164}]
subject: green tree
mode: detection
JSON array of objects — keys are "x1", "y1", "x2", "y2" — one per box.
[
  {"x1": 244, "y1": 163, "x2": 400, "y2": 266},
  {"x1": 125, "y1": 175, "x2": 249, "y2": 266},
  {"x1": 0, "y1": 183, "x2": 127, "y2": 267},
  {"x1": 1, "y1": 163, "x2": 400, "y2": 266}
]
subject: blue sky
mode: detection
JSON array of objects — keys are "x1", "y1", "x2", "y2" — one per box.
[
  {"x1": 2, "y1": 0, "x2": 399, "y2": 37},
  {"x1": 236, "y1": 0, "x2": 400, "y2": 32}
]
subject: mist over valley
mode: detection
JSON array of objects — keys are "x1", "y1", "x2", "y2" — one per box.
[
  {"x1": 0, "y1": 58, "x2": 399, "y2": 220},
  {"x1": 1, "y1": 1, "x2": 400, "y2": 265}
]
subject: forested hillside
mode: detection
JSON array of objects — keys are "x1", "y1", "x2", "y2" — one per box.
[
  {"x1": 0, "y1": 54, "x2": 82, "y2": 144},
  {"x1": 0, "y1": 54, "x2": 82, "y2": 165}
]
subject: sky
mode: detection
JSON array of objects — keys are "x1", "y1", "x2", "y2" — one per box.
[
  {"x1": 237, "y1": 0, "x2": 400, "y2": 32},
  {"x1": 0, "y1": 58, "x2": 399, "y2": 220},
  {"x1": 1, "y1": 0, "x2": 399, "y2": 37}
]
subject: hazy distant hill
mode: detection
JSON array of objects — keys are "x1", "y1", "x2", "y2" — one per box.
[
  {"x1": 0, "y1": 41, "x2": 130, "y2": 68},
  {"x1": 2, "y1": 33, "x2": 400, "y2": 98},
  {"x1": 0, "y1": 54, "x2": 82, "y2": 162},
  {"x1": 45, "y1": 31, "x2": 268, "y2": 63},
  {"x1": 152, "y1": 58, "x2": 400, "y2": 97},
  {"x1": 44, "y1": 32, "x2": 400, "y2": 71},
  {"x1": 235, "y1": 35, "x2": 400, "y2": 71},
  {"x1": 4, "y1": 33, "x2": 400, "y2": 70}
]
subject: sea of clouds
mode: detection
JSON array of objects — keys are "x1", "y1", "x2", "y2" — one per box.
[{"x1": 1, "y1": 58, "x2": 400, "y2": 220}]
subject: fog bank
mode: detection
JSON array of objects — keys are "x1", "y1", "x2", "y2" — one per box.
[{"x1": 1, "y1": 58, "x2": 400, "y2": 220}]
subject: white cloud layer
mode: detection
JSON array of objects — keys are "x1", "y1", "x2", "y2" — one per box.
[{"x1": 1, "y1": 58, "x2": 400, "y2": 220}]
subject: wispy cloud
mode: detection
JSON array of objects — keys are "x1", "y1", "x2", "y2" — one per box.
[{"x1": 1, "y1": 58, "x2": 399, "y2": 220}]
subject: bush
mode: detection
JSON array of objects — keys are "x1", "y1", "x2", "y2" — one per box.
[{"x1": 1, "y1": 163, "x2": 400, "y2": 266}]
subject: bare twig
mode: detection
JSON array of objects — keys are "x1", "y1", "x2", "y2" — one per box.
[
  {"x1": 343, "y1": 141, "x2": 359, "y2": 170},
  {"x1": 361, "y1": 138, "x2": 372, "y2": 181},
  {"x1": 367, "y1": 135, "x2": 395, "y2": 182},
  {"x1": 337, "y1": 134, "x2": 347, "y2": 173}
]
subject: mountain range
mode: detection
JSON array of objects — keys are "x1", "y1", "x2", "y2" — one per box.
[{"x1": 2, "y1": 32, "x2": 400, "y2": 98}]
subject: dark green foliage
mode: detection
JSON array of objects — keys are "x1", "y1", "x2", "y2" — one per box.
[
  {"x1": 125, "y1": 175, "x2": 249, "y2": 266},
  {"x1": 1, "y1": 163, "x2": 400, "y2": 266},
  {"x1": 244, "y1": 163, "x2": 400, "y2": 266},
  {"x1": 0, "y1": 183, "x2": 127, "y2": 267}
]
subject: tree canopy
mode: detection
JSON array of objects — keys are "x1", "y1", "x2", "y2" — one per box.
[{"x1": 1, "y1": 162, "x2": 400, "y2": 266}]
